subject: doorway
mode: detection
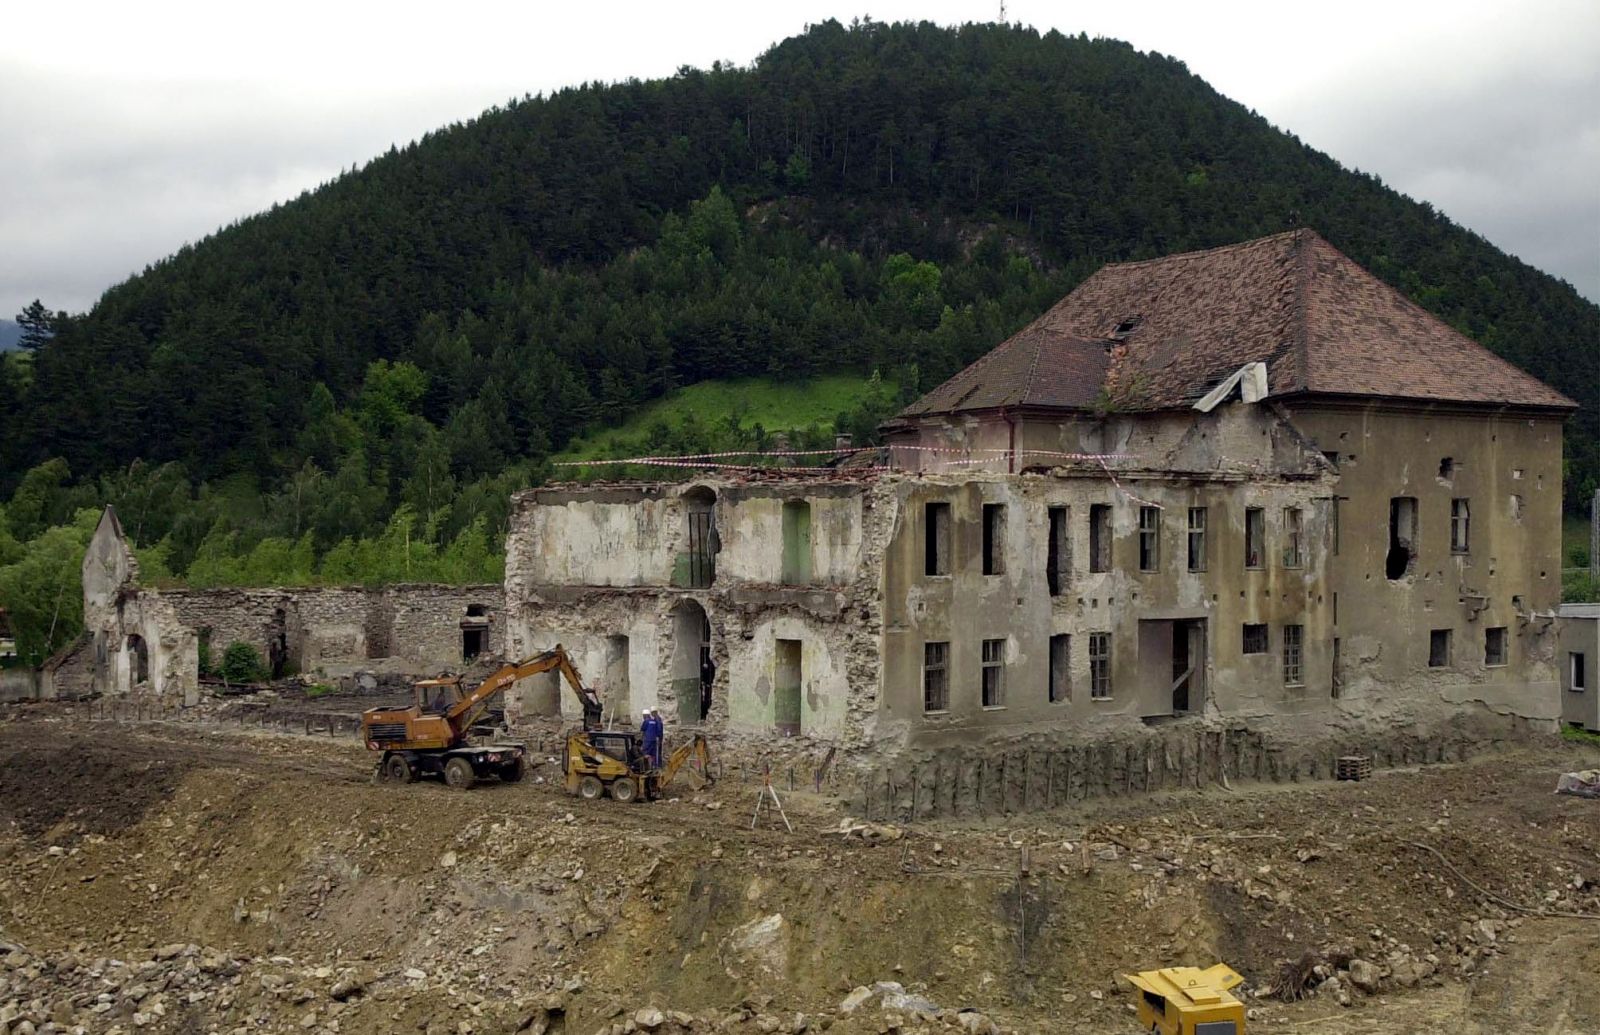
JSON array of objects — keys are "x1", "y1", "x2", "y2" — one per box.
[
  {"x1": 269, "y1": 608, "x2": 290, "y2": 679},
  {"x1": 605, "y1": 634, "x2": 631, "y2": 723},
  {"x1": 774, "y1": 639, "x2": 802, "y2": 736},
  {"x1": 1171, "y1": 619, "x2": 1205, "y2": 713},
  {"x1": 126, "y1": 633, "x2": 149, "y2": 688},
  {"x1": 461, "y1": 604, "x2": 489, "y2": 662},
  {"x1": 1136, "y1": 618, "x2": 1207, "y2": 717},
  {"x1": 672, "y1": 599, "x2": 713, "y2": 725}
]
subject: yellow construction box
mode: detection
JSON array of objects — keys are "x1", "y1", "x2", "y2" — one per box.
[{"x1": 1123, "y1": 963, "x2": 1246, "y2": 1035}]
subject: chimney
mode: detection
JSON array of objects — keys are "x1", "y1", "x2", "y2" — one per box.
[{"x1": 835, "y1": 432, "x2": 854, "y2": 451}]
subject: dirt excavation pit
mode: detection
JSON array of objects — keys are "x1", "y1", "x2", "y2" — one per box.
[{"x1": 3, "y1": 708, "x2": 1600, "y2": 1034}]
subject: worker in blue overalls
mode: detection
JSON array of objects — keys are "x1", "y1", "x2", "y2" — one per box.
[{"x1": 640, "y1": 708, "x2": 664, "y2": 769}]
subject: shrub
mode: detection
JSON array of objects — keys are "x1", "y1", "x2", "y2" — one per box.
[{"x1": 220, "y1": 642, "x2": 268, "y2": 684}]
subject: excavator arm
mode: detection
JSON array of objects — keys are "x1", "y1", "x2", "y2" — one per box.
[
  {"x1": 659, "y1": 734, "x2": 713, "y2": 792},
  {"x1": 445, "y1": 645, "x2": 603, "y2": 737}
]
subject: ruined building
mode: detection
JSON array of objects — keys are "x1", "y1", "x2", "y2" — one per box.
[
  {"x1": 506, "y1": 230, "x2": 1574, "y2": 748},
  {"x1": 52, "y1": 230, "x2": 1574, "y2": 759},
  {"x1": 60, "y1": 507, "x2": 505, "y2": 703}
]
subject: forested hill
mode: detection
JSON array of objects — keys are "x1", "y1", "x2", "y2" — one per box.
[{"x1": 1, "y1": 21, "x2": 1597, "y2": 645}]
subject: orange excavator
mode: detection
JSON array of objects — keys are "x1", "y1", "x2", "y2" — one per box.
[{"x1": 362, "y1": 648, "x2": 601, "y2": 790}]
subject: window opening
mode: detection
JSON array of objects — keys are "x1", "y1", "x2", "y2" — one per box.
[
  {"x1": 1089, "y1": 632, "x2": 1112, "y2": 699},
  {"x1": 1439, "y1": 457, "x2": 1455, "y2": 480},
  {"x1": 1283, "y1": 624, "x2": 1304, "y2": 686},
  {"x1": 1187, "y1": 506, "x2": 1207, "y2": 572},
  {"x1": 1089, "y1": 504, "x2": 1112, "y2": 573},
  {"x1": 924, "y1": 502, "x2": 951, "y2": 576},
  {"x1": 1242, "y1": 624, "x2": 1268, "y2": 655},
  {"x1": 781, "y1": 499, "x2": 813, "y2": 584},
  {"x1": 1571, "y1": 652, "x2": 1587, "y2": 692},
  {"x1": 1049, "y1": 634, "x2": 1070, "y2": 703},
  {"x1": 1046, "y1": 506, "x2": 1069, "y2": 596},
  {"x1": 1451, "y1": 499, "x2": 1470, "y2": 554},
  {"x1": 461, "y1": 604, "x2": 489, "y2": 662},
  {"x1": 1245, "y1": 507, "x2": 1265, "y2": 569},
  {"x1": 1282, "y1": 507, "x2": 1303, "y2": 568},
  {"x1": 981, "y1": 638, "x2": 1005, "y2": 707},
  {"x1": 682, "y1": 487, "x2": 718, "y2": 588},
  {"x1": 1429, "y1": 629, "x2": 1451, "y2": 668},
  {"x1": 982, "y1": 503, "x2": 1006, "y2": 576},
  {"x1": 1485, "y1": 626, "x2": 1508, "y2": 667},
  {"x1": 922, "y1": 641, "x2": 949, "y2": 712},
  {"x1": 1138, "y1": 506, "x2": 1160, "y2": 572},
  {"x1": 1387, "y1": 497, "x2": 1417, "y2": 580}
]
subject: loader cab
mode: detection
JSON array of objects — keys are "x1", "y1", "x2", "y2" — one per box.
[{"x1": 587, "y1": 731, "x2": 644, "y2": 769}]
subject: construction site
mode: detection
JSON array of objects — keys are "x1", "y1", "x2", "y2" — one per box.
[{"x1": 7, "y1": 230, "x2": 1600, "y2": 1034}]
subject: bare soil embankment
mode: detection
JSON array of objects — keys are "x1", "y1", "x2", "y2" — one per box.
[{"x1": 2, "y1": 708, "x2": 1600, "y2": 1034}]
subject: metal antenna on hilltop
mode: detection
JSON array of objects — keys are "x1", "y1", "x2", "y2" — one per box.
[{"x1": 999, "y1": 0, "x2": 1007, "y2": 23}]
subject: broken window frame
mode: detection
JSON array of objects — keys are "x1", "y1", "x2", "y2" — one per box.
[
  {"x1": 1137, "y1": 506, "x2": 1160, "y2": 572},
  {"x1": 1429, "y1": 629, "x2": 1452, "y2": 668},
  {"x1": 1387, "y1": 496, "x2": 1418, "y2": 580},
  {"x1": 1089, "y1": 504, "x2": 1112, "y2": 573},
  {"x1": 981, "y1": 638, "x2": 1006, "y2": 708},
  {"x1": 1282, "y1": 624, "x2": 1304, "y2": 687},
  {"x1": 1186, "y1": 506, "x2": 1207, "y2": 572},
  {"x1": 1048, "y1": 633, "x2": 1070, "y2": 703},
  {"x1": 922, "y1": 641, "x2": 949, "y2": 713},
  {"x1": 1244, "y1": 507, "x2": 1265, "y2": 570},
  {"x1": 1242, "y1": 623, "x2": 1268, "y2": 655},
  {"x1": 1484, "y1": 626, "x2": 1508, "y2": 667},
  {"x1": 1088, "y1": 632, "x2": 1112, "y2": 700},
  {"x1": 1282, "y1": 507, "x2": 1304, "y2": 568},
  {"x1": 1046, "y1": 506, "x2": 1069, "y2": 596},
  {"x1": 981, "y1": 503, "x2": 1006, "y2": 576},
  {"x1": 1450, "y1": 498, "x2": 1470, "y2": 555},
  {"x1": 924, "y1": 501, "x2": 952, "y2": 577}
]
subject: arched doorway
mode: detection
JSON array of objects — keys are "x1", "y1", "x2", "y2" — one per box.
[
  {"x1": 126, "y1": 633, "x2": 149, "y2": 688},
  {"x1": 671, "y1": 599, "x2": 713, "y2": 725}
]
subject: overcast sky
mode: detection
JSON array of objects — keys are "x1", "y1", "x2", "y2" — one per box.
[{"x1": 2, "y1": 0, "x2": 1596, "y2": 321}]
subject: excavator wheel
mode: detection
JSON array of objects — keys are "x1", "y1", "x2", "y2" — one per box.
[
  {"x1": 577, "y1": 775, "x2": 605, "y2": 800},
  {"x1": 608, "y1": 777, "x2": 638, "y2": 803},
  {"x1": 383, "y1": 754, "x2": 415, "y2": 784},
  {"x1": 444, "y1": 757, "x2": 476, "y2": 791},
  {"x1": 500, "y1": 757, "x2": 526, "y2": 783}
]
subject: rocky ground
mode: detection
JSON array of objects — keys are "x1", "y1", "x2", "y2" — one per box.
[{"x1": 2, "y1": 704, "x2": 1600, "y2": 1034}]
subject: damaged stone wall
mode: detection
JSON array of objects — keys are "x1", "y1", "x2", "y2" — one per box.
[
  {"x1": 506, "y1": 481, "x2": 883, "y2": 741},
  {"x1": 76, "y1": 511, "x2": 506, "y2": 702}
]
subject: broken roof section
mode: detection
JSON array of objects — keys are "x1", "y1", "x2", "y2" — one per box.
[{"x1": 899, "y1": 229, "x2": 1576, "y2": 419}]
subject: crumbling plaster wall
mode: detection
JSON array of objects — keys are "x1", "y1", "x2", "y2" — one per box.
[
  {"x1": 505, "y1": 481, "x2": 883, "y2": 741},
  {"x1": 1287, "y1": 404, "x2": 1564, "y2": 727},
  {"x1": 508, "y1": 486, "x2": 681, "y2": 588}
]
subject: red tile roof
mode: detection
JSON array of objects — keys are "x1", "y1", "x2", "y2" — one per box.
[{"x1": 900, "y1": 230, "x2": 1575, "y2": 418}]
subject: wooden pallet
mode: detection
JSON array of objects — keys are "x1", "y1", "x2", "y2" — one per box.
[{"x1": 1336, "y1": 755, "x2": 1373, "y2": 781}]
